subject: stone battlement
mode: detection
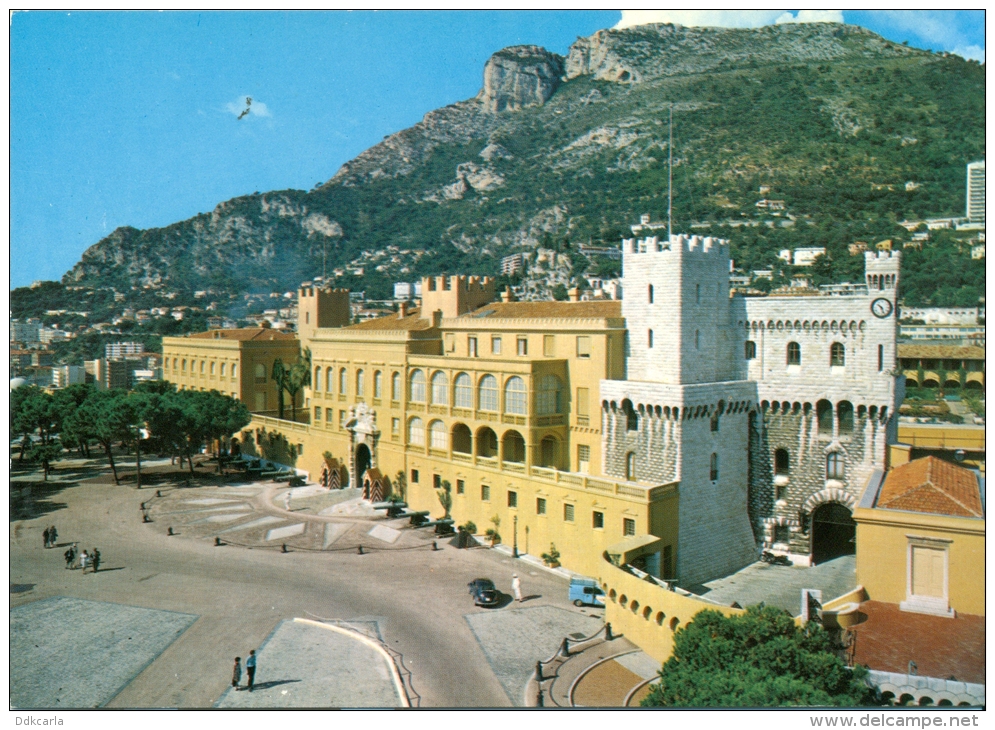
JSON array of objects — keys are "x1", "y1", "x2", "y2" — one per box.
[
  {"x1": 622, "y1": 234, "x2": 729, "y2": 255},
  {"x1": 420, "y1": 275, "x2": 496, "y2": 319}
]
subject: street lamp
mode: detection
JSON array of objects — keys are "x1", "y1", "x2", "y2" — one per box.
[{"x1": 513, "y1": 515, "x2": 519, "y2": 558}]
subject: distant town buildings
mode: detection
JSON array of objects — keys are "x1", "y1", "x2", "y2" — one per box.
[
  {"x1": 500, "y1": 252, "x2": 527, "y2": 276},
  {"x1": 900, "y1": 307, "x2": 983, "y2": 326},
  {"x1": 393, "y1": 282, "x2": 423, "y2": 300},
  {"x1": 778, "y1": 247, "x2": 826, "y2": 266},
  {"x1": 105, "y1": 341, "x2": 145, "y2": 359},
  {"x1": 966, "y1": 160, "x2": 985, "y2": 223}
]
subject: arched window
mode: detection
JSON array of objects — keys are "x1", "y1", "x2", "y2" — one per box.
[
  {"x1": 339, "y1": 368, "x2": 347, "y2": 395},
  {"x1": 454, "y1": 373, "x2": 472, "y2": 408},
  {"x1": 430, "y1": 371, "x2": 448, "y2": 405},
  {"x1": 326, "y1": 368, "x2": 334, "y2": 392},
  {"x1": 391, "y1": 372, "x2": 401, "y2": 401},
  {"x1": 816, "y1": 399, "x2": 833, "y2": 432},
  {"x1": 408, "y1": 417, "x2": 425, "y2": 446},
  {"x1": 826, "y1": 452, "x2": 844, "y2": 479},
  {"x1": 356, "y1": 369, "x2": 365, "y2": 397},
  {"x1": 231, "y1": 364, "x2": 238, "y2": 379},
  {"x1": 837, "y1": 401, "x2": 854, "y2": 433},
  {"x1": 313, "y1": 367, "x2": 322, "y2": 391},
  {"x1": 537, "y1": 375, "x2": 563, "y2": 415},
  {"x1": 172, "y1": 358, "x2": 177, "y2": 370},
  {"x1": 476, "y1": 427, "x2": 498, "y2": 458},
  {"x1": 254, "y1": 363, "x2": 266, "y2": 383},
  {"x1": 220, "y1": 363, "x2": 227, "y2": 376},
  {"x1": 774, "y1": 448, "x2": 790, "y2": 475},
  {"x1": 181, "y1": 359, "x2": 187, "y2": 372},
  {"x1": 787, "y1": 342, "x2": 801, "y2": 365},
  {"x1": 625, "y1": 452, "x2": 636, "y2": 481},
  {"x1": 210, "y1": 361, "x2": 216, "y2": 375},
  {"x1": 452, "y1": 423, "x2": 472, "y2": 454},
  {"x1": 710, "y1": 453, "x2": 719, "y2": 481},
  {"x1": 199, "y1": 360, "x2": 205, "y2": 373},
  {"x1": 428, "y1": 420, "x2": 447, "y2": 450},
  {"x1": 830, "y1": 342, "x2": 845, "y2": 367},
  {"x1": 648, "y1": 284, "x2": 654, "y2": 303},
  {"x1": 478, "y1": 375, "x2": 498, "y2": 411},
  {"x1": 504, "y1": 376, "x2": 527, "y2": 415},
  {"x1": 409, "y1": 370, "x2": 426, "y2": 402},
  {"x1": 502, "y1": 430, "x2": 525, "y2": 463}
]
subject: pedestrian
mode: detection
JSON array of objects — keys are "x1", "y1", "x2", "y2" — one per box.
[
  {"x1": 512, "y1": 573, "x2": 523, "y2": 603},
  {"x1": 231, "y1": 657, "x2": 242, "y2": 690},
  {"x1": 64, "y1": 546, "x2": 74, "y2": 569},
  {"x1": 91, "y1": 548, "x2": 101, "y2": 573},
  {"x1": 79, "y1": 550, "x2": 90, "y2": 574},
  {"x1": 245, "y1": 649, "x2": 257, "y2": 691},
  {"x1": 43, "y1": 527, "x2": 51, "y2": 549},
  {"x1": 49, "y1": 525, "x2": 58, "y2": 546},
  {"x1": 283, "y1": 490, "x2": 292, "y2": 512}
]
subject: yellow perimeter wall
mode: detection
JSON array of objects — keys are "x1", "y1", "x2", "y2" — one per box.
[{"x1": 853, "y1": 506, "x2": 985, "y2": 616}]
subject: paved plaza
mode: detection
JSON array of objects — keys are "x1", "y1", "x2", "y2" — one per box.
[
  {"x1": 214, "y1": 619, "x2": 403, "y2": 708},
  {"x1": 465, "y1": 605, "x2": 603, "y2": 705},
  {"x1": 10, "y1": 464, "x2": 599, "y2": 708},
  {"x1": 695, "y1": 555, "x2": 858, "y2": 613},
  {"x1": 10, "y1": 596, "x2": 197, "y2": 708}
]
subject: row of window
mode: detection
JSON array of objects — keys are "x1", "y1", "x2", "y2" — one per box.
[
  {"x1": 773, "y1": 448, "x2": 846, "y2": 480},
  {"x1": 168, "y1": 357, "x2": 239, "y2": 379},
  {"x1": 745, "y1": 341, "x2": 886, "y2": 372},
  {"x1": 622, "y1": 451, "x2": 719, "y2": 482},
  {"x1": 444, "y1": 333, "x2": 594, "y2": 359},
  {"x1": 763, "y1": 399, "x2": 871, "y2": 433},
  {"x1": 313, "y1": 367, "x2": 565, "y2": 416},
  {"x1": 424, "y1": 476, "x2": 638, "y2": 534}
]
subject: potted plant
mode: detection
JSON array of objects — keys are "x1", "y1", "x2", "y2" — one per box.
[
  {"x1": 542, "y1": 543, "x2": 561, "y2": 568},
  {"x1": 485, "y1": 514, "x2": 501, "y2": 546}
]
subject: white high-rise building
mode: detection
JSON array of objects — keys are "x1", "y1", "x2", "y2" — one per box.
[{"x1": 967, "y1": 160, "x2": 985, "y2": 223}]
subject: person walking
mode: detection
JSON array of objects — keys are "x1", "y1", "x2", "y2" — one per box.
[
  {"x1": 245, "y1": 649, "x2": 257, "y2": 691},
  {"x1": 283, "y1": 490, "x2": 292, "y2": 512},
  {"x1": 79, "y1": 550, "x2": 90, "y2": 574},
  {"x1": 231, "y1": 657, "x2": 242, "y2": 690},
  {"x1": 49, "y1": 525, "x2": 58, "y2": 547},
  {"x1": 64, "y1": 545, "x2": 74, "y2": 569},
  {"x1": 91, "y1": 548, "x2": 101, "y2": 573},
  {"x1": 512, "y1": 573, "x2": 523, "y2": 603},
  {"x1": 43, "y1": 527, "x2": 51, "y2": 549}
]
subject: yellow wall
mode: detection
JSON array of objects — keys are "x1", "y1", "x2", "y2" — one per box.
[
  {"x1": 854, "y1": 506, "x2": 985, "y2": 616},
  {"x1": 599, "y1": 558, "x2": 743, "y2": 664},
  {"x1": 163, "y1": 335, "x2": 301, "y2": 413}
]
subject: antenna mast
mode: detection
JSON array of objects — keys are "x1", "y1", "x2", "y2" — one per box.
[{"x1": 668, "y1": 104, "x2": 673, "y2": 241}]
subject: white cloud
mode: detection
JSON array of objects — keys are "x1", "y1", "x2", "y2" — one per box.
[
  {"x1": 614, "y1": 10, "x2": 840, "y2": 30},
  {"x1": 775, "y1": 10, "x2": 844, "y2": 25},
  {"x1": 951, "y1": 44, "x2": 984, "y2": 63},
  {"x1": 224, "y1": 96, "x2": 272, "y2": 119}
]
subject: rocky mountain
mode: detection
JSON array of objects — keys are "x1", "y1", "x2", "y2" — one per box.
[{"x1": 60, "y1": 22, "x2": 984, "y2": 304}]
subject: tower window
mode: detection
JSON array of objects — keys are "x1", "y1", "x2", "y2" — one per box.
[
  {"x1": 774, "y1": 448, "x2": 790, "y2": 475},
  {"x1": 787, "y1": 342, "x2": 801, "y2": 365},
  {"x1": 745, "y1": 340, "x2": 756, "y2": 360},
  {"x1": 695, "y1": 284, "x2": 700, "y2": 304},
  {"x1": 625, "y1": 452, "x2": 636, "y2": 481},
  {"x1": 648, "y1": 284, "x2": 654, "y2": 304},
  {"x1": 648, "y1": 329, "x2": 654, "y2": 348},
  {"x1": 878, "y1": 344, "x2": 884, "y2": 372},
  {"x1": 710, "y1": 453, "x2": 719, "y2": 481},
  {"x1": 830, "y1": 342, "x2": 845, "y2": 367},
  {"x1": 826, "y1": 452, "x2": 844, "y2": 479}
]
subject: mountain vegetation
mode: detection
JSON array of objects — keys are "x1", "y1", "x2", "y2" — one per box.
[{"x1": 18, "y1": 22, "x2": 987, "y2": 312}]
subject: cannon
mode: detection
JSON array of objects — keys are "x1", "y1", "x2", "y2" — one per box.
[
  {"x1": 406, "y1": 510, "x2": 430, "y2": 526},
  {"x1": 371, "y1": 501, "x2": 408, "y2": 519},
  {"x1": 415, "y1": 518, "x2": 454, "y2": 535}
]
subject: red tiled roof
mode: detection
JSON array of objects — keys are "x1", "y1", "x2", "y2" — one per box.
[
  {"x1": 877, "y1": 457, "x2": 983, "y2": 518},
  {"x1": 186, "y1": 328, "x2": 297, "y2": 342},
  {"x1": 851, "y1": 601, "x2": 985, "y2": 684}
]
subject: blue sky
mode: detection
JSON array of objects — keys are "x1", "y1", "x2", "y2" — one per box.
[{"x1": 10, "y1": 10, "x2": 985, "y2": 289}]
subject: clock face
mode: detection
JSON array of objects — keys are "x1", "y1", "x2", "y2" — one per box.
[{"x1": 871, "y1": 298, "x2": 893, "y2": 319}]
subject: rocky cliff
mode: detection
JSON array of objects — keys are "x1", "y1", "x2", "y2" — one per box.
[{"x1": 58, "y1": 22, "x2": 984, "y2": 305}]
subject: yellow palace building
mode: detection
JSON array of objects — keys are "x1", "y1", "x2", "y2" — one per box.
[{"x1": 210, "y1": 276, "x2": 681, "y2": 580}]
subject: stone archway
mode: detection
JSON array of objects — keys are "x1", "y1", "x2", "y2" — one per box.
[
  {"x1": 355, "y1": 443, "x2": 372, "y2": 491},
  {"x1": 811, "y1": 502, "x2": 856, "y2": 565}
]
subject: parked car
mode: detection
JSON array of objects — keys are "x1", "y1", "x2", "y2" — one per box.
[
  {"x1": 569, "y1": 577, "x2": 605, "y2": 607},
  {"x1": 468, "y1": 578, "x2": 500, "y2": 607}
]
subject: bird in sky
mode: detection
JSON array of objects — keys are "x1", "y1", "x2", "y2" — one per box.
[{"x1": 237, "y1": 97, "x2": 252, "y2": 120}]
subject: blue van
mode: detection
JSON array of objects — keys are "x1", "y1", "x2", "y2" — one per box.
[{"x1": 569, "y1": 577, "x2": 605, "y2": 607}]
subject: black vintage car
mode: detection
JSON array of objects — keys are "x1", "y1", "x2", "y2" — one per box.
[{"x1": 467, "y1": 578, "x2": 500, "y2": 607}]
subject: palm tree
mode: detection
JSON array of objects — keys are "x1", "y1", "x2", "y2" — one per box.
[{"x1": 282, "y1": 349, "x2": 312, "y2": 423}]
